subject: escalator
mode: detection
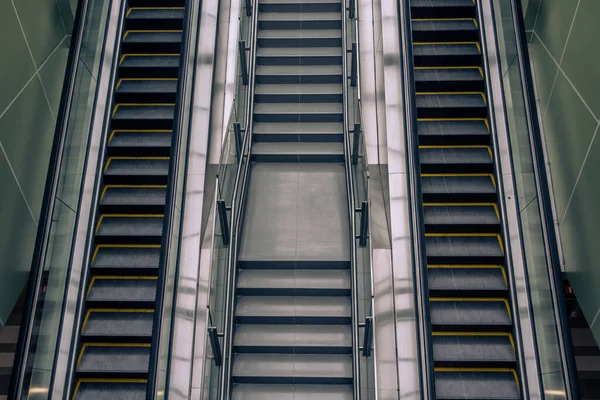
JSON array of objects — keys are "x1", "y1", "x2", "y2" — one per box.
[
  {"x1": 409, "y1": 0, "x2": 523, "y2": 398},
  {"x1": 71, "y1": 0, "x2": 185, "y2": 397},
  {"x1": 227, "y1": 0, "x2": 355, "y2": 398}
]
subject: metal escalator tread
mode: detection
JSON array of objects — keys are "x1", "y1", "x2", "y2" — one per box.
[
  {"x1": 73, "y1": 1, "x2": 184, "y2": 398},
  {"x1": 409, "y1": 0, "x2": 522, "y2": 398}
]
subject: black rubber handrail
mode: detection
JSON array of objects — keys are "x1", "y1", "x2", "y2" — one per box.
[
  {"x1": 509, "y1": 1, "x2": 580, "y2": 397},
  {"x1": 8, "y1": 0, "x2": 92, "y2": 396},
  {"x1": 145, "y1": 0, "x2": 201, "y2": 397},
  {"x1": 397, "y1": 0, "x2": 437, "y2": 397}
]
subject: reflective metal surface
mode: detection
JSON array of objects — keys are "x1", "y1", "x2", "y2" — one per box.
[
  {"x1": 167, "y1": 0, "x2": 219, "y2": 397},
  {"x1": 478, "y1": 1, "x2": 543, "y2": 398},
  {"x1": 49, "y1": 0, "x2": 126, "y2": 397}
]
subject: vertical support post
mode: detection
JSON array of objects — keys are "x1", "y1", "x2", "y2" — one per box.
[
  {"x1": 359, "y1": 201, "x2": 368, "y2": 247},
  {"x1": 362, "y1": 316, "x2": 373, "y2": 357},
  {"x1": 350, "y1": 42, "x2": 357, "y2": 87},
  {"x1": 245, "y1": 0, "x2": 252, "y2": 17},
  {"x1": 233, "y1": 122, "x2": 243, "y2": 159},
  {"x1": 239, "y1": 40, "x2": 248, "y2": 86},
  {"x1": 349, "y1": 0, "x2": 356, "y2": 19},
  {"x1": 352, "y1": 123, "x2": 360, "y2": 165},
  {"x1": 208, "y1": 326, "x2": 222, "y2": 366},
  {"x1": 217, "y1": 199, "x2": 230, "y2": 246}
]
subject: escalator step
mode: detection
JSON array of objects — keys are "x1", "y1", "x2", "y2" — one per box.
[
  {"x1": 231, "y1": 353, "x2": 352, "y2": 384},
  {"x1": 416, "y1": 93, "x2": 487, "y2": 119},
  {"x1": 253, "y1": 122, "x2": 343, "y2": 143},
  {"x1": 258, "y1": 1, "x2": 342, "y2": 14},
  {"x1": 258, "y1": 11, "x2": 342, "y2": 30},
  {"x1": 413, "y1": 43, "x2": 481, "y2": 67},
  {"x1": 116, "y1": 79, "x2": 178, "y2": 103},
  {"x1": 108, "y1": 130, "x2": 172, "y2": 157},
  {"x1": 435, "y1": 371, "x2": 520, "y2": 399},
  {"x1": 256, "y1": 65, "x2": 343, "y2": 84},
  {"x1": 426, "y1": 235, "x2": 504, "y2": 264},
  {"x1": 104, "y1": 158, "x2": 170, "y2": 185},
  {"x1": 237, "y1": 269, "x2": 350, "y2": 296},
  {"x1": 87, "y1": 278, "x2": 157, "y2": 308},
  {"x1": 424, "y1": 205, "x2": 499, "y2": 233},
  {"x1": 257, "y1": 29, "x2": 342, "y2": 48},
  {"x1": 251, "y1": 142, "x2": 345, "y2": 162},
  {"x1": 414, "y1": 67, "x2": 484, "y2": 92},
  {"x1": 235, "y1": 296, "x2": 351, "y2": 325},
  {"x1": 119, "y1": 55, "x2": 180, "y2": 79},
  {"x1": 430, "y1": 300, "x2": 512, "y2": 332},
  {"x1": 254, "y1": 102, "x2": 343, "y2": 123},
  {"x1": 125, "y1": 8, "x2": 185, "y2": 31},
  {"x1": 418, "y1": 119, "x2": 490, "y2": 146},
  {"x1": 82, "y1": 311, "x2": 153, "y2": 342},
  {"x1": 122, "y1": 31, "x2": 182, "y2": 53},
  {"x1": 412, "y1": 19, "x2": 478, "y2": 42},
  {"x1": 433, "y1": 334, "x2": 516, "y2": 368},
  {"x1": 74, "y1": 381, "x2": 146, "y2": 400},
  {"x1": 420, "y1": 147, "x2": 493, "y2": 173},
  {"x1": 234, "y1": 324, "x2": 352, "y2": 354},
  {"x1": 256, "y1": 47, "x2": 342, "y2": 66},
  {"x1": 232, "y1": 384, "x2": 353, "y2": 400},
  {"x1": 128, "y1": 0, "x2": 185, "y2": 6},
  {"x1": 77, "y1": 345, "x2": 149, "y2": 379},
  {"x1": 254, "y1": 83, "x2": 343, "y2": 104},
  {"x1": 428, "y1": 266, "x2": 507, "y2": 297},
  {"x1": 410, "y1": 0, "x2": 476, "y2": 19},
  {"x1": 95, "y1": 215, "x2": 163, "y2": 244},
  {"x1": 100, "y1": 186, "x2": 167, "y2": 214},
  {"x1": 421, "y1": 175, "x2": 497, "y2": 203},
  {"x1": 92, "y1": 245, "x2": 160, "y2": 275},
  {"x1": 112, "y1": 105, "x2": 175, "y2": 130}
]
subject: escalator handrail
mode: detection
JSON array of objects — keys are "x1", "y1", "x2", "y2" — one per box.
[
  {"x1": 396, "y1": 0, "x2": 437, "y2": 397},
  {"x1": 145, "y1": 0, "x2": 202, "y2": 397},
  {"x1": 508, "y1": 0, "x2": 580, "y2": 397},
  {"x1": 8, "y1": 0, "x2": 93, "y2": 396},
  {"x1": 218, "y1": 1, "x2": 260, "y2": 398}
]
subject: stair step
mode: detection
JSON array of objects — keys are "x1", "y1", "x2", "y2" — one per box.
[
  {"x1": 116, "y1": 79, "x2": 177, "y2": 103},
  {"x1": 410, "y1": 0, "x2": 476, "y2": 19},
  {"x1": 76, "y1": 345, "x2": 149, "y2": 378},
  {"x1": 257, "y1": 47, "x2": 342, "y2": 66},
  {"x1": 259, "y1": 12, "x2": 341, "y2": 30},
  {"x1": 91, "y1": 246, "x2": 160, "y2": 275},
  {"x1": 418, "y1": 119, "x2": 490, "y2": 146},
  {"x1": 125, "y1": 8, "x2": 184, "y2": 30},
  {"x1": 86, "y1": 278, "x2": 156, "y2": 308},
  {"x1": 257, "y1": 29, "x2": 341, "y2": 48},
  {"x1": 100, "y1": 186, "x2": 167, "y2": 214},
  {"x1": 103, "y1": 157, "x2": 170, "y2": 185},
  {"x1": 119, "y1": 55, "x2": 180, "y2": 79},
  {"x1": 122, "y1": 31, "x2": 182, "y2": 53},
  {"x1": 232, "y1": 384, "x2": 353, "y2": 400},
  {"x1": 112, "y1": 105, "x2": 174, "y2": 130},
  {"x1": 256, "y1": 65, "x2": 342, "y2": 84},
  {"x1": 428, "y1": 266, "x2": 508, "y2": 297},
  {"x1": 433, "y1": 334, "x2": 516, "y2": 367},
  {"x1": 423, "y1": 205, "x2": 500, "y2": 233},
  {"x1": 253, "y1": 122, "x2": 343, "y2": 142},
  {"x1": 435, "y1": 371, "x2": 520, "y2": 399},
  {"x1": 421, "y1": 174, "x2": 497, "y2": 203},
  {"x1": 254, "y1": 103, "x2": 343, "y2": 123},
  {"x1": 235, "y1": 296, "x2": 351, "y2": 324},
  {"x1": 412, "y1": 18, "x2": 478, "y2": 42},
  {"x1": 232, "y1": 353, "x2": 352, "y2": 384},
  {"x1": 414, "y1": 67, "x2": 484, "y2": 92},
  {"x1": 82, "y1": 311, "x2": 153, "y2": 342},
  {"x1": 108, "y1": 130, "x2": 172, "y2": 157},
  {"x1": 413, "y1": 43, "x2": 481, "y2": 67},
  {"x1": 419, "y1": 146, "x2": 493, "y2": 173},
  {"x1": 95, "y1": 215, "x2": 163, "y2": 244},
  {"x1": 251, "y1": 142, "x2": 344, "y2": 162},
  {"x1": 258, "y1": 0, "x2": 342, "y2": 14},
  {"x1": 430, "y1": 300, "x2": 512, "y2": 332},
  {"x1": 255, "y1": 83, "x2": 342, "y2": 103},
  {"x1": 237, "y1": 269, "x2": 350, "y2": 296},
  {"x1": 75, "y1": 381, "x2": 146, "y2": 400},
  {"x1": 416, "y1": 93, "x2": 487, "y2": 119},
  {"x1": 234, "y1": 324, "x2": 352, "y2": 353},
  {"x1": 426, "y1": 235, "x2": 504, "y2": 265}
]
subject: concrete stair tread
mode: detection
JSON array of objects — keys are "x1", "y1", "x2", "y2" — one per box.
[
  {"x1": 236, "y1": 296, "x2": 351, "y2": 318},
  {"x1": 254, "y1": 122, "x2": 343, "y2": 134},
  {"x1": 232, "y1": 353, "x2": 352, "y2": 379},
  {"x1": 257, "y1": 47, "x2": 342, "y2": 57},
  {"x1": 254, "y1": 103, "x2": 343, "y2": 114},
  {"x1": 234, "y1": 324, "x2": 352, "y2": 348},
  {"x1": 259, "y1": 12, "x2": 341, "y2": 21},
  {"x1": 255, "y1": 83, "x2": 342, "y2": 95},
  {"x1": 258, "y1": 29, "x2": 341, "y2": 39},
  {"x1": 256, "y1": 65, "x2": 342, "y2": 75},
  {"x1": 251, "y1": 142, "x2": 344, "y2": 156},
  {"x1": 237, "y1": 269, "x2": 350, "y2": 291}
]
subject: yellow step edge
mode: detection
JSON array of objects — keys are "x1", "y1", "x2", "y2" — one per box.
[
  {"x1": 73, "y1": 378, "x2": 147, "y2": 400},
  {"x1": 414, "y1": 65, "x2": 484, "y2": 77},
  {"x1": 425, "y1": 232, "x2": 504, "y2": 254},
  {"x1": 86, "y1": 275, "x2": 158, "y2": 298},
  {"x1": 433, "y1": 331, "x2": 515, "y2": 352},
  {"x1": 411, "y1": 18, "x2": 476, "y2": 22},
  {"x1": 429, "y1": 297, "x2": 512, "y2": 319},
  {"x1": 413, "y1": 41, "x2": 479, "y2": 45},
  {"x1": 81, "y1": 308, "x2": 154, "y2": 333},
  {"x1": 434, "y1": 367, "x2": 520, "y2": 391},
  {"x1": 126, "y1": 6, "x2": 185, "y2": 16},
  {"x1": 108, "y1": 129, "x2": 172, "y2": 142},
  {"x1": 416, "y1": 91, "x2": 487, "y2": 104},
  {"x1": 92, "y1": 244, "x2": 161, "y2": 263},
  {"x1": 112, "y1": 103, "x2": 175, "y2": 116},
  {"x1": 115, "y1": 77, "x2": 178, "y2": 90},
  {"x1": 95, "y1": 213, "x2": 164, "y2": 232},
  {"x1": 120, "y1": 53, "x2": 180, "y2": 63},
  {"x1": 422, "y1": 201, "x2": 499, "y2": 221},
  {"x1": 103, "y1": 156, "x2": 170, "y2": 173},
  {"x1": 100, "y1": 184, "x2": 168, "y2": 201},
  {"x1": 77, "y1": 343, "x2": 151, "y2": 368},
  {"x1": 420, "y1": 172, "x2": 496, "y2": 188},
  {"x1": 417, "y1": 117, "x2": 490, "y2": 131}
]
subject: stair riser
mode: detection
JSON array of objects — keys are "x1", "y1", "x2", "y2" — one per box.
[
  {"x1": 253, "y1": 133, "x2": 343, "y2": 143},
  {"x1": 431, "y1": 323, "x2": 513, "y2": 333},
  {"x1": 238, "y1": 260, "x2": 350, "y2": 269},
  {"x1": 91, "y1": 266, "x2": 159, "y2": 276},
  {"x1": 254, "y1": 93, "x2": 342, "y2": 103},
  {"x1": 129, "y1": 0, "x2": 185, "y2": 6},
  {"x1": 122, "y1": 42, "x2": 182, "y2": 54},
  {"x1": 258, "y1": 21, "x2": 341, "y2": 30},
  {"x1": 81, "y1": 334, "x2": 153, "y2": 343},
  {"x1": 94, "y1": 235, "x2": 162, "y2": 245},
  {"x1": 411, "y1": 7, "x2": 476, "y2": 19},
  {"x1": 111, "y1": 119, "x2": 174, "y2": 130},
  {"x1": 424, "y1": 223, "x2": 501, "y2": 234},
  {"x1": 115, "y1": 92, "x2": 176, "y2": 104},
  {"x1": 257, "y1": 38, "x2": 342, "y2": 48},
  {"x1": 429, "y1": 289, "x2": 509, "y2": 298},
  {"x1": 99, "y1": 204, "x2": 166, "y2": 215},
  {"x1": 232, "y1": 376, "x2": 352, "y2": 385},
  {"x1": 258, "y1": 4, "x2": 341, "y2": 13},
  {"x1": 76, "y1": 371, "x2": 148, "y2": 380},
  {"x1": 251, "y1": 154, "x2": 345, "y2": 163},
  {"x1": 412, "y1": 30, "x2": 478, "y2": 43},
  {"x1": 427, "y1": 255, "x2": 505, "y2": 265},
  {"x1": 434, "y1": 360, "x2": 516, "y2": 369},
  {"x1": 255, "y1": 75, "x2": 342, "y2": 84},
  {"x1": 234, "y1": 346, "x2": 352, "y2": 355},
  {"x1": 107, "y1": 145, "x2": 172, "y2": 157},
  {"x1": 125, "y1": 19, "x2": 184, "y2": 31},
  {"x1": 102, "y1": 175, "x2": 169, "y2": 185},
  {"x1": 237, "y1": 288, "x2": 350, "y2": 296},
  {"x1": 236, "y1": 316, "x2": 351, "y2": 325},
  {"x1": 254, "y1": 113, "x2": 344, "y2": 123},
  {"x1": 86, "y1": 299, "x2": 156, "y2": 309},
  {"x1": 414, "y1": 54, "x2": 482, "y2": 68},
  {"x1": 416, "y1": 80, "x2": 485, "y2": 93},
  {"x1": 257, "y1": 56, "x2": 342, "y2": 66},
  {"x1": 118, "y1": 66, "x2": 180, "y2": 79},
  {"x1": 417, "y1": 107, "x2": 488, "y2": 119},
  {"x1": 422, "y1": 193, "x2": 498, "y2": 203},
  {"x1": 420, "y1": 163, "x2": 494, "y2": 174},
  {"x1": 419, "y1": 134, "x2": 490, "y2": 146}
]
